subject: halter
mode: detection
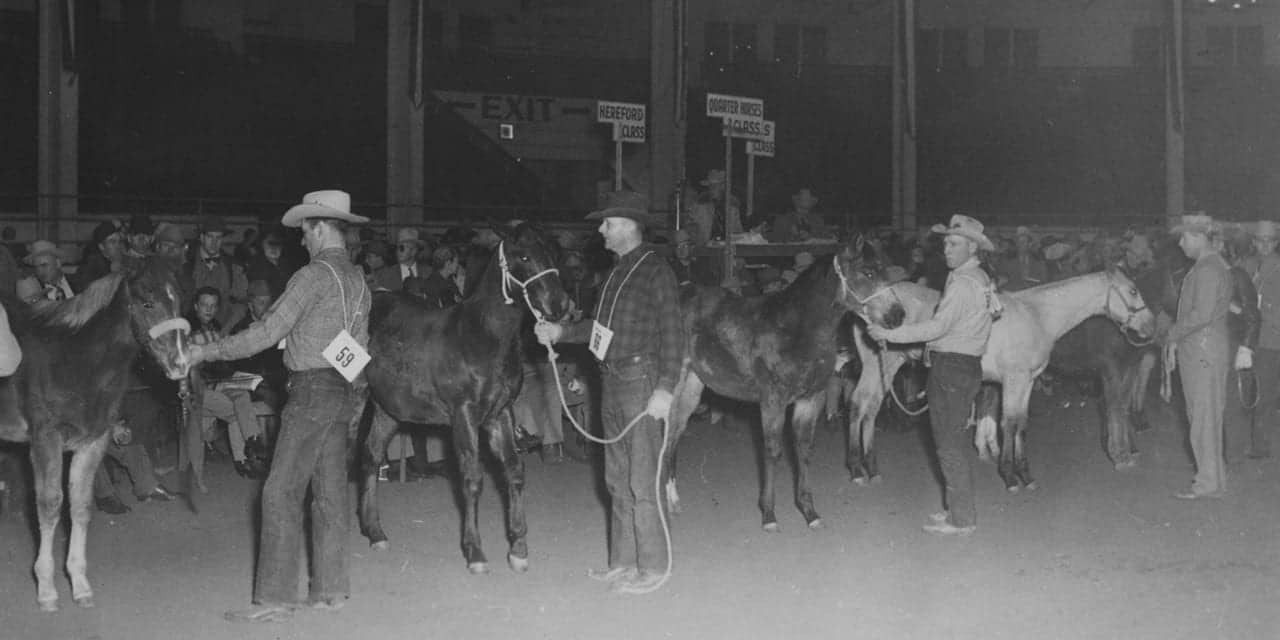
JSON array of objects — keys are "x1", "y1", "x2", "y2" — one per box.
[
  {"x1": 147, "y1": 317, "x2": 191, "y2": 340},
  {"x1": 1103, "y1": 272, "x2": 1153, "y2": 347},
  {"x1": 498, "y1": 241, "x2": 560, "y2": 321},
  {"x1": 832, "y1": 254, "x2": 895, "y2": 308}
]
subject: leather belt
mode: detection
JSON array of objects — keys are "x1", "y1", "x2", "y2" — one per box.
[{"x1": 598, "y1": 353, "x2": 649, "y2": 374}]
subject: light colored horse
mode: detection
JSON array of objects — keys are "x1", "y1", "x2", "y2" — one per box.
[{"x1": 849, "y1": 268, "x2": 1156, "y2": 491}]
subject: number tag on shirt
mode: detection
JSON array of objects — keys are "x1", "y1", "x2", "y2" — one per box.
[
  {"x1": 589, "y1": 320, "x2": 614, "y2": 361},
  {"x1": 322, "y1": 329, "x2": 370, "y2": 383}
]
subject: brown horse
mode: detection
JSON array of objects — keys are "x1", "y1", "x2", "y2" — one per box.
[
  {"x1": 359, "y1": 224, "x2": 570, "y2": 574},
  {"x1": 663, "y1": 238, "x2": 891, "y2": 531},
  {"x1": 0, "y1": 257, "x2": 191, "y2": 611}
]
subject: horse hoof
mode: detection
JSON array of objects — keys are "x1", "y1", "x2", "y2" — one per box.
[
  {"x1": 869, "y1": 475, "x2": 883, "y2": 486},
  {"x1": 762, "y1": 522, "x2": 780, "y2": 533},
  {"x1": 37, "y1": 599, "x2": 58, "y2": 613},
  {"x1": 507, "y1": 554, "x2": 529, "y2": 573},
  {"x1": 1114, "y1": 460, "x2": 1137, "y2": 471},
  {"x1": 1024, "y1": 481, "x2": 1038, "y2": 491},
  {"x1": 1006, "y1": 485, "x2": 1020, "y2": 494},
  {"x1": 807, "y1": 518, "x2": 824, "y2": 530},
  {"x1": 73, "y1": 595, "x2": 95, "y2": 609},
  {"x1": 468, "y1": 561, "x2": 490, "y2": 575},
  {"x1": 852, "y1": 476, "x2": 869, "y2": 487},
  {"x1": 371, "y1": 540, "x2": 390, "y2": 552}
]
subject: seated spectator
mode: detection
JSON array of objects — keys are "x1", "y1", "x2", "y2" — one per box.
[
  {"x1": 124, "y1": 214, "x2": 156, "y2": 258},
  {"x1": 76, "y1": 221, "x2": 126, "y2": 290},
  {"x1": 361, "y1": 240, "x2": 393, "y2": 278},
  {"x1": 420, "y1": 246, "x2": 464, "y2": 308},
  {"x1": 767, "y1": 188, "x2": 833, "y2": 243},
  {"x1": 188, "y1": 217, "x2": 249, "y2": 327},
  {"x1": 228, "y1": 280, "x2": 288, "y2": 415},
  {"x1": 17, "y1": 241, "x2": 76, "y2": 304},
  {"x1": 374, "y1": 228, "x2": 430, "y2": 292},
  {"x1": 189, "y1": 286, "x2": 267, "y2": 479},
  {"x1": 669, "y1": 228, "x2": 719, "y2": 287},
  {"x1": 999, "y1": 226, "x2": 1047, "y2": 291},
  {"x1": 245, "y1": 228, "x2": 294, "y2": 299}
]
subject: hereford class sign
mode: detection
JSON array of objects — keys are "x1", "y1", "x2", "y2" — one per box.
[{"x1": 596, "y1": 100, "x2": 647, "y2": 143}]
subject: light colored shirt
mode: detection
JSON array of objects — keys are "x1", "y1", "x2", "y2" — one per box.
[
  {"x1": 0, "y1": 305, "x2": 21, "y2": 376},
  {"x1": 883, "y1": 257, "x2": 993, "y2": 356},
  {"x1": 208, "y1": 248, "x2": 370, "y2": 372},
  {"x1": 1168, "y1": 250, "x2": 1231, "y2": 350},
  {"x1": 400, "y1": 263, "x2": 418, "y2": 280}
]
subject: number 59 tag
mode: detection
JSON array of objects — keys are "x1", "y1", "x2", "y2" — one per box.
[{"x1": 322, "y1": 329, "x2": 371, "y2": 382}]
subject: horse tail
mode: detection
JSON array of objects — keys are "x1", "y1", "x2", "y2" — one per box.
[{"x1": 972, "y1": 386, "x2": 1002, "y2": 462}]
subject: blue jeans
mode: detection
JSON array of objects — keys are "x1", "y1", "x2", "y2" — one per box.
[
  {"x1": 254, "y1": 369, "x2": 363, "y2": 606},
  {"x1": 927, "y1": 352, "x2": 982, "y2": 528},
  {"x1": 600, "y1": 356, "x2": 667, "y2": 573}
]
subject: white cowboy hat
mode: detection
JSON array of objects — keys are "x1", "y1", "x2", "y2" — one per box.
[
  {"x1": 395, "y1": 228, "x2": 427, "y2": 248},
  {"x1": 281, "y1": 190, "x2": 370, "y2": 228},
  {"x1": 1169, "y1": 213, "x2": 1219, "y2": 236},
  {"x1": 24, "y1": 240, "x2": 68, "y2": 265},
  {"x1": 1044, "y1": 242, "x2": 1073, "y2": 261},
  {"x1": 931, "y1": 214, "x2": 995, "y2": 252},
  {"x1": 1253, "y1": 220, "x2": 1279, "y2": 239}
]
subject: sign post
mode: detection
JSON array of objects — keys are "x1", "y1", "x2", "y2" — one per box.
[
  {"x1": 706, "y1": 93, "x2": 764, "y2": 288},
  {"x1": 596, "y1": 100, "x2": 647, "y2": 191},
  {"x1": 737, "y1": 120, "x2": 775, "y2": 229}
]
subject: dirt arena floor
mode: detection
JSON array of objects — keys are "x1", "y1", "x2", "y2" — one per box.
[{"x1": 2, "y1": 390, "x2": 1278, "y2": 640}]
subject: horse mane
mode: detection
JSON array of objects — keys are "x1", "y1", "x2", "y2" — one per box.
[
  {"x1": 26, "y1": 273, "x2": 126, "y2": 334},
  {"x1": 761, "y1": 251, "x2": 834, "y2": 312}
]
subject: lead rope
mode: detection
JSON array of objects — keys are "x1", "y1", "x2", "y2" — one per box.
[{"x1": 505, "y1": 248, "x2": 672, "y2": 594}]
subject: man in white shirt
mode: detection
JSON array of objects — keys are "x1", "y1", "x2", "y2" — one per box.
[{"x1": 16, "y1": 241, "x2": 75, "y2": 304}]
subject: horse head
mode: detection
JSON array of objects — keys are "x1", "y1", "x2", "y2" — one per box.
[
  {"x1": 1103, "y1": 267, "x2": 1157, "y2": 341},
  {"x1": 833, "y1": 233, "x2": 894, "y2": 317},
  {"x1": 123, "y1": 255, "x2": 192, "y2": 380},
  {"x1": 493, "y1": 223, "x2": 571, "y2": 322}
]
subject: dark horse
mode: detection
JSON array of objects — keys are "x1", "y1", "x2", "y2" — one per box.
[
  {"x1": 0, "y1": 257, "x2": 191, "y2": 611},
  {"x1": 359, "y1": 224, "x2": 570, "y2": 573},
  {"x1": 663, "y1": 238, "x2": 889, "y2": 531}
]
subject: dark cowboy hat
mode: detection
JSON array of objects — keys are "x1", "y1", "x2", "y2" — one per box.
[
  {"x1": 126, "y1": 214, "x2": 156, "y2": 235},
  {"x1": 91, "y1": 220, "x2": 123, "y2": 246},
  {"x1": 585, "y1": 190, "x2": 661, "y2": 226},
  {"x1": 200, "y1": 215, "x2": 231, "y2": 234}
]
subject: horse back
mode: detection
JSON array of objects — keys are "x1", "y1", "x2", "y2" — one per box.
[{"x1": 366, "y1": 292, "x2": 521, "y2": 426}]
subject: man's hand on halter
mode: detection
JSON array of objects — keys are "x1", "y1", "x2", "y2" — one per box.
[
  {"x1": 866, "y1": 323, "x2": 891, "y2": 343},
  {"x1": 533, "y1": 320, "x2": 562, "y2": 347},
  {"x1": 186, "y1": 343, "x2": 207, "y2": 366},
  {"x1": 646, "y1": 389, "x2": 673, "y2": 421}
]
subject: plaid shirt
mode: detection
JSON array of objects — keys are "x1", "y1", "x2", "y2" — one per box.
[
  {"x1": 566, "y1": 244, "x2": 682, "y2": 393},
  {"x1": 208, "y1": 248, "x2": 370, "y2": 372}
]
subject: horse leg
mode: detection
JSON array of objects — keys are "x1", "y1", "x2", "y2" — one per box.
[
  {"x1": 1104, "y1": 361, "x2": 1138, "y2": 470},
  {"x1": 485, "y1": 407, "x2": 529, "y2": 573},
  {"x1": 1005, "y1": 377, "x2": 1037, "y2": 491},
  {"x1": 846, "y1": 333, "x2": 881, "y2": 483},
  {"x1": 663, "y1": 369, "x2": 704, "y2": 515},
  {"x1": 359, "y1": 404, "x2": 399, "y2": 550},
  {"x1": 457, "y1": 407, "x2": 488, "y2": 573},
  {"x1": 758, "y1": 399, "x2": 787, "y2": 532},
  {"x1": 792, "y1": 393, "x2": 825, "y2": 529},
  {"x1": 974, "y1": 384, "x2": 1002, "y2": 463},
  {"x1": 66, "y1": 433, "x2": 109, "y2": 608},
  {"x1": 1130, "y1": 350, "x2": 1157, "y2": 433},
  {"x1": 30, "y1": 428, "x2": 65, "y2": 611}
]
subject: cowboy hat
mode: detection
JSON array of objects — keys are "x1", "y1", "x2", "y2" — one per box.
[
  {"x1": 1169, "y1": 213, "x2": 1219, "y2": 236},
  {"x1": 1253, "y1": 220, "x2": 1279, "y2": 240},
  {"x1": 199, "y1": 216, "x2": 231, "y2": 234},
  {"x1": 585, "y1": 190, "x2": 660, "y2": 226},
  {"x1": 91, "y1": 220, "x2": 123, "y2": 246},
  {"x1": 700, "y1": 169, "x2": 726, "y2": 186},
  {"x1": 24, "y1": 240, "x2": 68, "y2": 265},
  {"x1": 1015, "y1": 225, "x2": 1033, "y2": 239},
  {"x1": 1044, "y1": 242, "x2": 1073, "y2": 262},
  {"x1": 281, "y1": 190, "x2": 371, "y2": 228},
  {"x1": 126, "y1": 214, "x2": 156, "y2": 235},
  {"x1": 395, "y1": 228, "x2": 426, "y2": 248},
  {"x1": 153, "y1": 223, "x2": 186, "y2": 246},
  {"x1": 931, "y1": 214, "x2": 995, "y2": 252},
  {"x1": 792, "y1": 188, "x2": 819, "y2": 208},
  {"x1": 247, "y1": 279, "x2": 273, "y2": 299}
]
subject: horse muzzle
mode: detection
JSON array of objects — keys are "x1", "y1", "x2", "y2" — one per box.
[{"x1": 1126, "y1": 308, "x2": 1157, "y2": 340}]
